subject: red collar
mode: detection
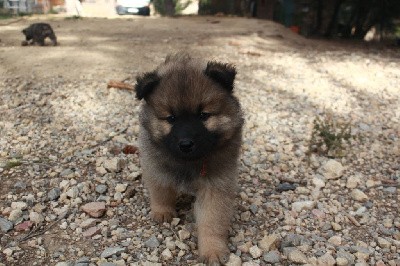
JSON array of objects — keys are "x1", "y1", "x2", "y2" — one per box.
[{"x1": 200, "y1": 160, "x2": 207, "y2": 177}]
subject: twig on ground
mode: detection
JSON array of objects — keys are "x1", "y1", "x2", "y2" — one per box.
[
  {"x1": 346, "y1": 213, "x2": 361, "y2": 227},
  {"x1": 13, "y1": 211, "x2": 69, "y2": 246},
  {"x1": 107, "y1": 80, "x2": 134, "y2": 91}
]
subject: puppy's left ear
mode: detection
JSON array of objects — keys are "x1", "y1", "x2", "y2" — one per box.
[
  {"x1": 204, "y1": 61, "x2": 236, "y2": 92},
  {"x1": 135, "y1": 71, "x2": 160, "y2": 100}
]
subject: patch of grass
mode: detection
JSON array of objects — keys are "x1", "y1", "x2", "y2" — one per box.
[
  {"x1": 0, "y1": 13, "x2": 14, "y2": 20},
  {"x1": 395, "y1": 25, "x2": 400, "y2": 37},
  {"x1": 307, "y1": 113, "x2": 354, "y2": 159},
  {"x1": 49, "y1": 8, "x2": 59, "y2": 15},
  {"x1": 3, "y1": 158, "x2": 22, "y2": 169},
  {"x1": 153, "y1": 0, "x2": 192, "y2": 16},
  {"x1": 0, "y1": 12, "x2": 32, "y2": 20}
]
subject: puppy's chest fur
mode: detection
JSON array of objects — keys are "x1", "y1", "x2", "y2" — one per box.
[{"x1": 158, "y1": 156, "x2": 206, "y2": 192}]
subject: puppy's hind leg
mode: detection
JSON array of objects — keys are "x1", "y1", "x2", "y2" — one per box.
[{"x1": 146, "y1": 181, "x2": 177, "y2": 223}]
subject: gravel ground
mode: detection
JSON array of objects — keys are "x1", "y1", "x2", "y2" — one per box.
[{"x1": 0, "y1": 16, "x2": 399, "y2": 266}]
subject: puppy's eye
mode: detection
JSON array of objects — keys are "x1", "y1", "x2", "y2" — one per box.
[
  {"x1": 199, "y1": 112, "x2": 211, "y2": 121},
  {"x1": 166, "y1": 115, "x2": 176, "y2": 124}
]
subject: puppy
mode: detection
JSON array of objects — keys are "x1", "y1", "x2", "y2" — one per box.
[
  {"x1": 21, "y1": 23, "x2": 57, "y2": 46},
  {"x1": 135, "y1": 53, "x2": 243, "y2": 265}
]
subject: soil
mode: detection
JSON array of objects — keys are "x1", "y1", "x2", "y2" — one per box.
[
  {"x1": 0, "y1": 14, "x2": 399, "y2": 266},
  {"x1": 1, "y1": 15, "x2": 394, "y2": 81},
  {"x1": 0, "y1": 15, "x2": 299, "y2": 80}
]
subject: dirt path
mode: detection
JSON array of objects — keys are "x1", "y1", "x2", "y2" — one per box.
[
  {"x1": 0, "y1": 15, "x2": 399, "y2": 266},
  {"x1": 0, "y1": 15, "x2": 314, "y2": 80}
]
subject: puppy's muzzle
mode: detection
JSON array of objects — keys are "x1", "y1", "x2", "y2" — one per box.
[{"x1": 179, "y1": 139, "x2": 195, "y2": 153}]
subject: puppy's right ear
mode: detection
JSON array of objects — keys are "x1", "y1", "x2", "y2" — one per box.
[
  {"x1": 135, "y1": 71, "x2": 160, "y2": 100},
  {"x1": 204, "y1": 61, "x2": 236, "y2": 92}
]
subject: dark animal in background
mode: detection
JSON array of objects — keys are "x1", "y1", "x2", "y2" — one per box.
[
  {"x1": 21, "y1": 23, "x2": 57, "y2": 46},
  {"x1": 135, "y1": 52, "x2": 243, "y2": 265}
]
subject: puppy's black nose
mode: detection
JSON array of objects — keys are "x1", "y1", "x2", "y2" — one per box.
[{"x1": 179, "y1": 139, "x2": 194, "y2": 153}]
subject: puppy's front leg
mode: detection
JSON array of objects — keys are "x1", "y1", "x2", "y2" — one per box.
[
  {"x1": 195, "y1": 184, "x2": 234, "y2": 265},
  {"x1": 146, "y1": 181, "x2": 177, "y2": 223}
]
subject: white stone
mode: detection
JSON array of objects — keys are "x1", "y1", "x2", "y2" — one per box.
[
  {"x1": 115, "y1": 183, "x2": 128, "y2": 193},
  {"x1": 346, "y1": 174, "x2": 361, "y2": 188},
  {"x1": 259, "y1": 234, "x2": 279, "y2": 251},
  {"x1": 249, "y1": 245, "x2": 262, "y2": 258},
  {"x1": 318, "y1": 253, "x2": 336, "y2": 266},
  {"x1": 351, "y1": 189, "x2": 368, "y2": 202},
  {"x1": 9, "y1": 209, "x2": 23, "y2": 222},
  {"x1": 287, "y1": 248, "x2": 308, "y2": 264},
  {"x1": 161, "y1": 248, "x2": 173, "y2": 260},
  {"x1": 328, "y1": 235, "x2": 342, "y2": 246},
  {"x1": 312, "y1": 176, "x2": 326, "y2": 188},
  {"x1": 178, "y1": 229, "x2": 190, "y2": 240},
  {"x1": 11, "y1": 201, "x2": 28, "y2": 210},
  {"x1": 321, "y1": 159, "x2": 344, "y2": 180},
  {"x1": 242, "y1": 262, "x2": 258, "y2": 266},
  {"x1": 171, "y1": 218, "x2": 180, "y2": 227},
  {"x1": 292, "y1": 201, "x2": 315, "y2": 212},
  {"x1": 29, "y1": 212, "x2": 44, "y2": 224},
  {"x1": 66, "y1": 186, "x2": 79, "y2": 198},
  {"x1": 336, "y1": 257, "x2": 349, "y2": 266},
  {"x1": 377, "y1": 237, "x2": 391, "y2": 248},
  {"x1": 59, "y1": 180, "x2": 70, "y2": 190},
  {"x1": 226, "y1": 253, "x2": 242, "y2": 266},
  {"x1": 96, "y1": 166, "x2": 107, "y2": 176},
  {"x1": 166, "y1": 239, "x2": 176, "y2": 251},
  {"x1": 3, "y1": 248, "x2": 13, "y2": 256},
  {"x1": 104, "y1": 158, "x2": 125, "y2": 172}
]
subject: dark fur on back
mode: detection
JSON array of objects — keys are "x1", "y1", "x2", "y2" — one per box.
[{"x1": 22, "y1": 23, "x2": 57, "y2": 46}]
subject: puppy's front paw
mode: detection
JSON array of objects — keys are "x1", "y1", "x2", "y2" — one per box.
[
  {"x1": 150, "y1": 210, "x2": 176, "y2": 223},
  {"x1": 199, "y1": 246, "x2": 230, "y2": 265}
]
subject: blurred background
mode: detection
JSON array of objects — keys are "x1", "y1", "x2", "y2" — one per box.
[{"x1": 1, "y1": 0, "x2": 400, "y2": 44}]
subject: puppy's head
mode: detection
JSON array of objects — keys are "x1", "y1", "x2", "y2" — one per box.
[
  {"x1": 136, "y1": 53, "x2": 242, "y2": 161},
  {"x1": 22, "y1": 28, "x2": 32, "y2": 39}
]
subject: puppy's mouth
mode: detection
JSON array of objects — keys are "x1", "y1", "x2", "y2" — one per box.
[
  {"x1": 167, "y1": 140, "x2": 209, "y2": 161},
  {"x1": 162, "y1": 135, "x2": 218, "y2": 161},
  {"x1": 161, "y1": 117, "x2": 220, "y2": 161}
]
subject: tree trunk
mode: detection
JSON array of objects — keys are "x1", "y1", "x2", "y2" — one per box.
[
  {"x1": 312, "y1": 0, "x2": 323, "y2": 35},
  {"x1": 352, "y1": 1, "x2": 368, "y2": 39},
  {"x1": 324, "y1": 0, "x2": 344, "y2": 38},
  {"x1": 165, "y1": 0, "x2": 175, "y2": 16}
]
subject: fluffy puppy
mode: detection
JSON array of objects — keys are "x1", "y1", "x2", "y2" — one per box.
[
  {"x1": 135, "y1": 53, "x2": 243, "y2": 265},
  {"x1": 21, "y1": 23, "x2": 57, "y2": 46}
]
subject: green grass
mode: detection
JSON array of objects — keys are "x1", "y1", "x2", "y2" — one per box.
[
  {"x1": 395, "y1": 25, "x2": 400, "y2": 37},
  {"x1": 307, "y1": 113, "x2": 355, "y2": 159},
  {"x1": 49, "y1": 8, "x2": 59, "y2": 15},
  {"x1": 0, "y1": 13, "x2": 14, "y2": 20},
  {"x1": 3, "y1": 159, "x2": 22, "y2": 169},
  {"x1": 0, "y1": 12, "x2": 31, "y2": 20}
]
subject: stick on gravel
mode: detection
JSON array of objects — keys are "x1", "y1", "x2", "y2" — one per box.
[{"x1": 107, "y1": 80, "x2": 134, "y2": 91}]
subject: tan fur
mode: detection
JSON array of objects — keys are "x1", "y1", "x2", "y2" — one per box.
[
  {"x1": 146, "y1": 182, "x2": 177, "y2": 223},
  {"x1": 149, "y1": 119, "x2": 171, "y2": 140},
  {"x1": 136, "y1": 52, "x2": 243, "y2": 265},
  {"x1": 205, "y1": 115, "x2": 232, "y2": 131}
]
